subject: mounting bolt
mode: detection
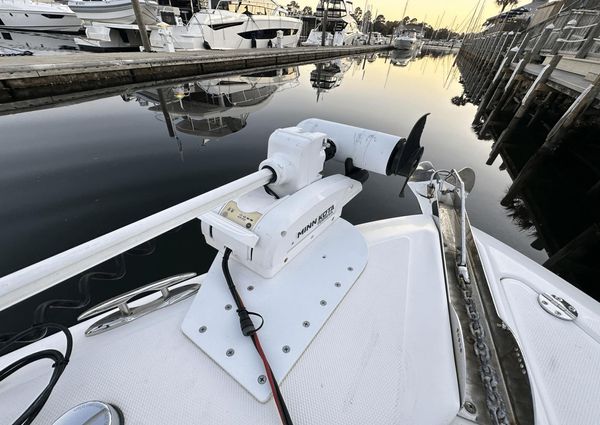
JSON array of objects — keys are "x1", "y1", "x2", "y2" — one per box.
[
  {"x1": 282, "y1": 345, "x2": 290, "y2": 353},
  {"x1": 320, "y1": 300, "x2": 327, "y2": 306},
  {"x1": 225, "y1": 304, "x2": 232, "y2": 310},
  {"x1": 257, "y1": 375, "x2": 267, "y2": 384},
  {"x1": 347, "y1": 267, "x2": 354, "y2": 271},
  {"x1": 335, "y1": 282, "x2": 341, "y2": 288},
  {"x1": 199, "y1": 326, "x2": 207, "y2": 333},
  {"x1": 226, "y1": 348, "x2": 235, "y2": 357},
  {"x1": 302, "y1": 321, "x2": 310, "y2": 328},
  {"x1": 464, "y1": 401, "x2": 477, "y2": 414},
  {"x1": 247, "y1": 285, "x2": 254, "y2": 291}
]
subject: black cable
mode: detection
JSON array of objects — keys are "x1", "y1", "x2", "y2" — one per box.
[
  {"x1": 0, "y1": 323, "x2": 72, "y2": 425},
  {"x1": 221, "y1": 248, "x2": 293, "y2": 425}
]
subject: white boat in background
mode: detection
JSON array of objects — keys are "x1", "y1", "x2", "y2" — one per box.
[
  {"x1": 2, "y1": 116, "x2": 600, "y2": 425},
  {"x1": 0, "y1": 29, "x2": 78, "y2": 52},
  {"x1": 150, "y1": 0, "x2": 302, "y2": 51},
  {"x1": 0, "y1": 0, "x2": 82, "y2": 33},
  {"x1": 68, "y1": 0, "x2": 159, "y2": 25},
  {"x1": 393, "y1": 28, "x2": 417, "y2": 50},
  {"x1": 302, "y1": 0, "x2": 361, "y2": 47}
]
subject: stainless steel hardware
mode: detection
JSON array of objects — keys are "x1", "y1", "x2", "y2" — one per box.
[
  {"x1": 78, "y1": 273, "x2": 199, "y2": 336},
  {"x1": 538, "y1": 293, "x2": 578, "y2": 321},
  {"x1": 52, "y1": 401, "x2": 123, "y2": 425}
]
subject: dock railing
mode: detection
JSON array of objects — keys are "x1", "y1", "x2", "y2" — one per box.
[{"x1": 460, "y1": 8, "x2": 600, "y2": 63}]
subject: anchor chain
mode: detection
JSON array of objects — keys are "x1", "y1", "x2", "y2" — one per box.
[{"x1": 461, "y1": 278, "x2": 510, "y2": 425}]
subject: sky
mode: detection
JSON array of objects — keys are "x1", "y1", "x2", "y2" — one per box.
[{"x1": 298, "y1": 0, "x2": 514, "y2": 30}]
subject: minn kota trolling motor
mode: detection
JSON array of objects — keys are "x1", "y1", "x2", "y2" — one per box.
[{"x1": 181, "y1": 116, "x2": 428, "y2": 425}]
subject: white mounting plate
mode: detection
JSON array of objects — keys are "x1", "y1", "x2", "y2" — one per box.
[{"x1": 181, "y1": 219, "x2": 368, "y2": 402}]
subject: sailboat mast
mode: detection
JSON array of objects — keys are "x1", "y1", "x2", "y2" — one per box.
[{"x1": 402, "y1": 0, "x2": 409, "y2": 20}]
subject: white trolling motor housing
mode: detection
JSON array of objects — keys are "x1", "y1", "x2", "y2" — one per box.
[
  {"x1": 201, "y1": 126, "x2": 361, "y2": 278},
  {"x1": 199, "y1": 117, "x2": 426, "y2": 278}
]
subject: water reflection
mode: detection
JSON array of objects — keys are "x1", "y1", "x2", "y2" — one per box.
[
  {"x1": 390, "y1": 49, "x2": 418, "y2": 67},
  {"x1": 127, "y1": 67, "x2": 300, "y2": 145},
  {"x1": 310, "y1": 58, "x2": 353, "y2": 94}
]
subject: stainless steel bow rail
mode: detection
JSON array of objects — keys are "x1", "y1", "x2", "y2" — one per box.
[
  {"x1": 0, "y1": 169, "x2": 274, "y2": 312},
  {"x1": 429, "y1": 170, "x2": 535, "y2": 425}
]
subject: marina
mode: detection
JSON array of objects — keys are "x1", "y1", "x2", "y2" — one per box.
[{"x1": 1, "y1": 1, "x2": 600, "y2": 425}]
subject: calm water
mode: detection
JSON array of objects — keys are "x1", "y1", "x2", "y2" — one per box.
[{"x1": 0, "y1": 49, "x2": 548, "y2": 335}]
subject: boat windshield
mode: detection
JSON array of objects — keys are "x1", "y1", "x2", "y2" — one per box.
[
  {"x1": 214, "y1": 0, "x2": 286, "y2": 16},
  {"x1": 315, "y1": 0, "x2": 348, "y2": 18}
]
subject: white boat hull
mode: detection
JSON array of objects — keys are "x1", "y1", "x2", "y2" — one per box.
[
  {"x1": 302, "y1": 28, "x2": 361, "y2": 47},
  {"x1": 68, "y1": 0, "x2": 158, "y2": 25},
  {"x1": 0, "y1": 29, "x2": 78, "y2": 51},
  {"x1": 0, "y1": 0, "x2": 82, "y2": 33},
  {"x1": 150, "y1": 12, "x2": 302, "y2": 51}
]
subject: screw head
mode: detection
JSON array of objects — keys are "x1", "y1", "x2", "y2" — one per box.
[
  {"x1": 247, "y1": 285, "x2": 254, "y2": 291},
  {"x1": 257, "y1": 375, "x2": 267, "y2": 384},
  {"x1": 226, "y1": 348, "x2": 235, "y2": 357},
  {"x1": 541, "y1": 300, "x2": 548, "y2": 305},
  {"x1": 334, "y1": 282, "x2": 341, "y2": 288},
  {"x1": 199, "y1": 326, "x2": 207, "y2": 333},
  {"x1": 464, "y1": 401, "x2": 477, "y2": 414},
  {"x1": 225, "y1": 304, "x2": 232, "y2": 310},
  {"x1": 320, "y1": 300, "x2": 327, "y2": 306},
  {"x1": 302, "y1": 321, "x2": 310, "y2": 328},
  {"x1": 347, "y1": 266, "x2": 354, "y2": 271},
  {"x1": 282, "y1": 345, "x2": 290, "y2": 353}
]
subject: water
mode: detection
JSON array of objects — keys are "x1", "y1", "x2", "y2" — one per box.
[{"x1": 0, "y1": 48, "x2": 549, "y2": 336}]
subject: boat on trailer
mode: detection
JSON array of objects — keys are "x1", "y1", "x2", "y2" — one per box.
[
  {"x1": 149, "y1": 0, "x2": 302, "y2": 51},
  {"x1": 0, "y1": 0, "x2": 82, "y2": 33},
  {"x1": 1, "y1": 117, "x2": 600, "y2": 425}
]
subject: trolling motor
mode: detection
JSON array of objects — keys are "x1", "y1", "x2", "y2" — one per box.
[
  {"x1": 182, "y1": 116, "x2": 429, "y2": 413},
  {"x1": 200, "y1": 115, "x2": 428, "y2": 278}
]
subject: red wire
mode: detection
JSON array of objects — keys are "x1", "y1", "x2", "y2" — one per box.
[{"x1": 251, "y1": 333, "x2": 287, "y2": 423}]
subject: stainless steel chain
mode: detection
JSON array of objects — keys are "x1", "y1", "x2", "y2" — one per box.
[{"x1": 461, "y1": 279, "x2": 510, "y2": 425}]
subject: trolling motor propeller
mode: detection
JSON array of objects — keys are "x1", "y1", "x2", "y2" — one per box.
[{"x1": 391, "y1": 114, "x2": 428, "y2": 196}]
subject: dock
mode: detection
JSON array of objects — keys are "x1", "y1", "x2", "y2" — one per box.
[
  {"x1": 0, "y1": 45, "x2": 390, "y2": 107},
  {"x1": 456, "y1": 7, "x2": 600, "y2": 295}
]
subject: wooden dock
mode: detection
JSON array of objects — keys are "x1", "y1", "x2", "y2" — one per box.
[
  {"x1": 0, "y1": 45, "x2": 390, "y2": 106},
  {"x1": 456, "y1": 7, "x2": 600, "y2": 295}
]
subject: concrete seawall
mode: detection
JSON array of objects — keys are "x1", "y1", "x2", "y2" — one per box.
[{"x1": 0, "y1": 45, "x2": 391, "y2": 104}]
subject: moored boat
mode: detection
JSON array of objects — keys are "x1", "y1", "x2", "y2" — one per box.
[
  {"x1": 302, "y1": 0, "x2": 361, "y2": 46},
  {"x1": 392, "y1": 29, "x2": 417, "y2": 50},
  {"x1": 0, "y1": 0, "x2": 82, "y2": 33},
  {"x1": 149, "y1": 0, "x2": 302, "y2": 51},
  {"x1": 68, "y1": 0, "x2": 159, "y2": 25}
]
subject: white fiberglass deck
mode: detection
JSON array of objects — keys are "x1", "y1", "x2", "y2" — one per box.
[{"x1": 0, "y1": 215, "x2": 460, "y2": 424}]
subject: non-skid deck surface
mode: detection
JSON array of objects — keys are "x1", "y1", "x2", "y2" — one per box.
[{"x1": 0, "y1": 215, "x2": 459, "y2": 425}]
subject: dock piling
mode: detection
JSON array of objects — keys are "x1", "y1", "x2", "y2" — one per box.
[
  {"x1": 500, "y1": 73, "x2": 600, "y2": 206},
  {"x1": 487, "y1": 55, "x2": 562, "y2": 164}
]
